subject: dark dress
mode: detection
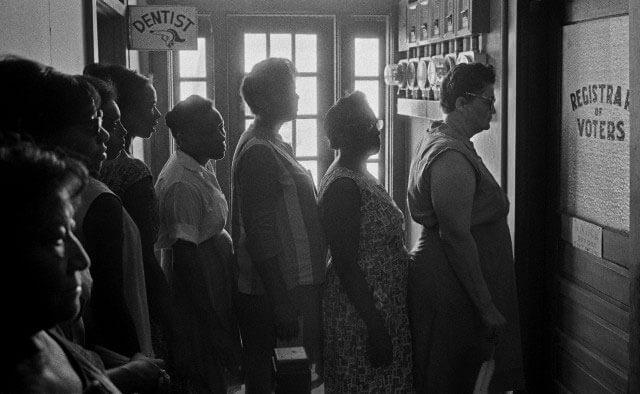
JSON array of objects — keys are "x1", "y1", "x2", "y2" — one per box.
[
  {"x1": 319, "y1": 167, "x2": 413, "y2": 393},
  {"x1": 407, "y1": 122, "x2": 525, "y2": 392},
  {"x1": 100, "y1": 150, "x2": 170, "y2": 357}
]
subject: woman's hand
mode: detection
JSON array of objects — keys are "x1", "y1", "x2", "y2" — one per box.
[
  {"x1": 479, "y1": 303, "x2": 507, "y2": 342},
  {"x1": 366, "y1": 319, "x2": 393, "y2": 368},
  {"x1": 119, "y1": 353, "x2": 169, "y2": 393}
]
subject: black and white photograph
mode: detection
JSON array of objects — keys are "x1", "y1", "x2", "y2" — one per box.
[{"x1": 1, "y1": 0, "x2": 639, "y2": 393}]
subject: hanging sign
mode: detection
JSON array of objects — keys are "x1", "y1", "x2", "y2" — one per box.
[{"x1": 128, "y1": 6, "x2": 197, "y2": 50}]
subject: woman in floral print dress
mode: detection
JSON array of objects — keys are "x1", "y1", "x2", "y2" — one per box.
[{"x1": 319, "y1": 91, "x2": 413, "y2": 393}]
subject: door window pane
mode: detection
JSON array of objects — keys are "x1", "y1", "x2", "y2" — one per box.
[
  {"x1": 244, "y1": 100, "x2": 253, "y2": 116},
  {"x1": 180, "y1": 81, "x2": 207, "y2": 100},
  {"x1": 296, "y1": 119, "x2": 317, "y2": 157},
  {"x1": 270, "y1": 34, "x2": 292, "y2": 60},
  {"x1": 354, "y1": 38, "x2": 379, "y2": 77},
  {"x1": 298, "y1": 160, "x2": 318, "y2": 185},
  {"x1": 296, "y1": 77, "x2": 317, "y2": 115},
  {"x1": 281, "y1": 121, "x2": 293, "y2": 145},
  {"x1": 354, "y1": 80, "x2": 380, "y2": 117},
  {"x1": 366, "y1": 162, "x2": 379, "y2": 181},
  {"x1": 295, "y1": 34, "x2": 317, "y2": 72},
  {"x1": 244, "y1": 33, "x2": 267, "y2": 72},
  {"x1": 179, "y1": 37, "x2": 207, "y2": 78}
]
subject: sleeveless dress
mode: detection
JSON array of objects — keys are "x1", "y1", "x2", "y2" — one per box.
[
  {"x1": 319, "y1": 166, "x2": 413, "y2": 393},
  {"x1": 75, "y1": 177, "x2": 153, "y2": 357},
  {"x1": 407, "y1": 122, "x2": 524, "y2": 392}
]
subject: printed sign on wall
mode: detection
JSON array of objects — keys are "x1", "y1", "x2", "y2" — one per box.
[
  {"x1": 128, "y1": 6, "x2": 197, "y2": 50},
  {"x1": 561, "y1": 16, "x2": 630, "y2": 231}
]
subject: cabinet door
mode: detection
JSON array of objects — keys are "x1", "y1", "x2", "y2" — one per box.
[
  {"x1": 443, "y1": 0, "x2": 456, "y2": 38},
  {"x1": 428, "y1": 0, "x2": 442, "y2": 41},
  {"x1": 398, "y1": 0, "x2": 409, "y2": 51}
]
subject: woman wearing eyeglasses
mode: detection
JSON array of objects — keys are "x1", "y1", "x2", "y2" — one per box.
[
  {"x1": 407, "y1": 63, "x2": 524, "y2": 392},
  {"x1": 319, "y1": 91, "x2": 413, "y2": 393},
  {"x1": 10, "y1": 67, "x2": 154, "y2": 360}
]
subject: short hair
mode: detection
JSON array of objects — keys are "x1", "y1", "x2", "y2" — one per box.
[
  {"x1": 165, "y1": 95, "x2": 216, "y2": 139},
  {"x1": 84, "y1": 63, "x2": 149, "y2": 114},
  {"x1": 84, "y1": 74, "x2": 117, "y2": 105},
  {"x1": 324, "y1": 91, "x2": 375, "y2": 149},
  {"x1": 440, "y1": 63, "x2": 496, "y2": 114},
  {"x1": 0, "y1": 142, "x2": 88, "y2": 246},
  {"x1": 20, "y1": 72, "x2": 100, "y2": 144},
  {"x1": 0, "y1": 56, "x2": 53, "y2": 137},
  {"x1": 240, "y1": 58, "x2": 295, "y2": 116}
]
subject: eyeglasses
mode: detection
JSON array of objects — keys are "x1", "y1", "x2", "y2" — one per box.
[{"x1": 465, "y1": 92, "x2": 496, "y2": 107}]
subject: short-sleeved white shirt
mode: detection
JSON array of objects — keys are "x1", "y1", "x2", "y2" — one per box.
[{"x1": 155, "y1": 150, "x2": 228, "y2": 266}]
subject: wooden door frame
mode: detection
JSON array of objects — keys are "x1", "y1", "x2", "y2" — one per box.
[
  {"x1": 339, "y1": 15, "x2": 389, "y2": 187},
  {"x1": 629, "y1": 0, "x2": 640, "y2": 388}
]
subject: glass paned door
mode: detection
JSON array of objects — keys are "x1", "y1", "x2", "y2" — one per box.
[{"x1": 228, "y1": 16, "x2": 335, "y2": 185}]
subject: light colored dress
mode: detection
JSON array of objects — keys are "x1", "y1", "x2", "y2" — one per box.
[
  {"x1": 319, "y1": 166, "x2": 414, "y2": 393},
  {"x1": 155, "y1": 149, "x2": 237, "y2": 393}
]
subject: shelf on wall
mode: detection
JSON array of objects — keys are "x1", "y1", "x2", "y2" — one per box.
[{"x1": 397, "y1": 98, "x2": 443, "y2": 120}]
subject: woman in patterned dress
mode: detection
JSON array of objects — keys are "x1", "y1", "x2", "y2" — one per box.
[
  {"x1": 319, "y1": 91, "x2": 413, "y2": 393},
  {"x1": 83, "y1": 64, "x2": 175, "y2": 360}
]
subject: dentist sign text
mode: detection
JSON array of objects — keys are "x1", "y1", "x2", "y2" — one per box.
[{"x1": 128, "y1": 6, "x2": 197, "y2": 50}]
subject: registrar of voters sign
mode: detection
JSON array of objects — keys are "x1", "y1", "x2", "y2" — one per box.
[{"x1": 128, "y1": 6, "x2": 197, "y2": 50}]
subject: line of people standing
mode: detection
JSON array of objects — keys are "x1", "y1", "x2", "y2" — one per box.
[{"x1": 1, "y1": 53, "x2": 524, "y2": 393}]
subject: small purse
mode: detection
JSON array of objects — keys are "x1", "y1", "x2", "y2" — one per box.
[{"x1": 272, "y1": 347, "x2": 311, "y2": 393}]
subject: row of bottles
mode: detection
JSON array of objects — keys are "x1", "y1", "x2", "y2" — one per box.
[{"x1": 386, "y1": 36, "x2": 486, "y2": 100}]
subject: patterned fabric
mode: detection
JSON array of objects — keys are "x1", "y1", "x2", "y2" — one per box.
[
  {"x1": 319, "y1": 166, "x2": 413, "y2": 393},
  {"x1": 101, "y1": 150, "x2": 151, "y2": 199},
  {"x1": 231, "y1": 124, "x2": 326, "y2": 295},
  {"x1": 407, "y1": 121, "x2": 525, "y2": 392}
]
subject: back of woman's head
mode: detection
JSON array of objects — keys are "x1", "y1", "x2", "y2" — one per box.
[
  {"x1": 440, "y1": 63, "x2": 495, "y2": 114},
  {"x1": 84, "y1": 63, "x2": 149, "y2": 113},
  {"x1": 165, "y1": 95, "x2": 214, "y2": 139},
  {"x1": 324, "y1": 91, "x2": 375, "y2": 149},
  {"x1": 240, "y1": 58, "x2": 295, "y2": 116},
  {"x1": 19, "y1": 72, "x2": 100, "y2": 144},
  {"x1": 84, "y1": 74, "x2": 117, "y2": 105},
  {"x1": 0, "y1": 142, "x2": 87, "y2": 246},
  {"x1": 0, "y1": 56, "x2": 52, "y2": 139}
]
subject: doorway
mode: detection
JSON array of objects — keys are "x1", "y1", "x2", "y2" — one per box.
[{"x1": 226, "y1": 15, "x2": 335, "y2": 184}]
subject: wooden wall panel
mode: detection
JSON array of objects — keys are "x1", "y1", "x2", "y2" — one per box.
[
  {"x1": 557, "y1": 350, "x2": 614, "y2": 394},
  {"x1": 559, "y1": 242, "x2": 630, "y2": 307},
  {"x1": 558, "y1": 278, "x2": 629, "y2": 332},
  {"x1": 557, "y1": 330, "x2": 628, "y2": 392},
  {"x1": 558, "y1": 299, "x2": 629, "y2": 369}
]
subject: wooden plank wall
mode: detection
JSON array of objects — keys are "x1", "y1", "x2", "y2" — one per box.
[
  {"x1": 557, "y1": 216, "x2": 631, "y2": 392},
  {"x1": 554, "y1": 2, "x2": 631, "y2": 391}
]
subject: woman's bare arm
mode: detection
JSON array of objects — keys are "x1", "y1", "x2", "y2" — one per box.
[{"x1": 430, "y1": 150, "x2": 495, "y2": 315}]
